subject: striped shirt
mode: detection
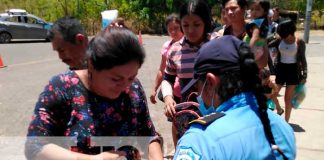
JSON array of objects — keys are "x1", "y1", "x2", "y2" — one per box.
[
  {"x1": 165, "y1": 37, "x2": 201, "y2": 79},
  {"x1": 164, "y1": 37, "x2": 207, "y2": 99}
]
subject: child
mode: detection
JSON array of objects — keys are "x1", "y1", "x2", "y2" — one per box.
[
  {"x1": 273, "y1": 19, "x2": 307, "y2": 122},
  {"x1": 260, "y1": 68, "x2": 284, "y2": 115},
  {"x1": 160, "y1": 0, "x2": 212, "y2": 147},
  {"x1": 150, "y1": 13, "x2": 184, "y2": 104},
  {"x1": 244, "y1": 0, "x2": 270, "y2": 69}
]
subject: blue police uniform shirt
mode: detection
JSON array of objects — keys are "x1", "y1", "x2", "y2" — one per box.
[{"x1": 173, "y1": 92, "x2": 296, "y2": 160}]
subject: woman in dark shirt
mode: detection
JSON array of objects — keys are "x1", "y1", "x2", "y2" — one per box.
[{"x1": 25, "y1": 27, "x2": 163, "y2": 160}]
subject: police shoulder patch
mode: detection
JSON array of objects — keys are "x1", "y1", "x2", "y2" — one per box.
[
  {"x1": 175, "y1": 146, "x2": 201, "y2": 160},
  {"x1": 189, "y1": 112, "x2": 225, "y2": 126}
]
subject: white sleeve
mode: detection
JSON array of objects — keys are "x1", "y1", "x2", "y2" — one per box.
[{"x1": 161, "y1": 80, "x2": 173, "y2": 98}]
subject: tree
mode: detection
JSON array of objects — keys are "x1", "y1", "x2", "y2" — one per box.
[{"x1": 1, "y1": 0, "x2": 323, "y2": 35}]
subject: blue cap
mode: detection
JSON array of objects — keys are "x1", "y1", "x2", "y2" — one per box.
[{"x1": 181, "y1": 35, "x2": 244, "y2": 94}]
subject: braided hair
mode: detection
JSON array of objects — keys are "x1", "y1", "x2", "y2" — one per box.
[{"x1": 216, "y1": 43, "x2": 288, "y2": 159}]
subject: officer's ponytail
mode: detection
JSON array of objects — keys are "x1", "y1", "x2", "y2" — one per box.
[
  {"x1": 215, "y1": 43, "x2": 287, "y2": 159},
  {"x1": 238, "y1": 43, "x2": 288, "y2": 160}
]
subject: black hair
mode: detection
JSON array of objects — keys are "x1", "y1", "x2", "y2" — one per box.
[
  {"x1": 165, "y1": 13, "x2": 181, "y2": 28},
  {"x1": 87, "y1": 27, "x2": 145, "y2": 71},
  {"x1": 48, "y1": 16, "x2": 86, "y2": 44},
  {"x1": 260, "y1": 68, "x2": 271, "y2": 79},
  {"x1": 180, "y1": 0, "x2": 212, "y2": 38},
  {"x1": 249, "y1": 0, "x2": 270, "y2": 18},
  {"x1": 117, "y1": 145, "x2": 140, "y2": 160},
  {"x1": 273, "y1": 7, "x2": 280, "y2": 12},
  {"x1": 277, "y1": 18, "x2": 296, "y2": 39},
  {"x1": 210, "y1": 42, "x2": 288, "y2": 159},
  {"x1": 221, "y1": 0, "x2": 248, "y2": 9}
]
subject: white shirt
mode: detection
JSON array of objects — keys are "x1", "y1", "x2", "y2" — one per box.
[{"x1": 279, "y1": 40, "x2": 298, "y2": 64}]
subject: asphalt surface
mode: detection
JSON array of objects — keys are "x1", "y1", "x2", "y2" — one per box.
[{"x1": 0, "y1": 31, "x2": 324, "y2": 159}]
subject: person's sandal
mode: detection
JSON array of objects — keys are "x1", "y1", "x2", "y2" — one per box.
[{"x1": 277, "y1": 108, "x2": 284, "y2": 116}]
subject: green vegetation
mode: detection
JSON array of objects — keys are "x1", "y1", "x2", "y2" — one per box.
[
  {"x1": 272, "y1": 0, "x2": 324, "y2": 29},
  {"x1": 1, "y1": 0, "x2": 323, "y2": 35}
]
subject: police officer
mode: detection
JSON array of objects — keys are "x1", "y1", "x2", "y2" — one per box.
[{"x1": 174, "y1": 36, "x2": 296, "y2": 159}]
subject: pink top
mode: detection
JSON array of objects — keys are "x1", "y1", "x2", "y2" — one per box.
[{"x1": 161, "y1": 40, "x2": 173, "y2": 57}]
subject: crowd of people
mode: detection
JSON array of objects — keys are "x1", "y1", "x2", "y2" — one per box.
[{"x1": 25, "y1": 0, "x2": 307, "y2": 159}]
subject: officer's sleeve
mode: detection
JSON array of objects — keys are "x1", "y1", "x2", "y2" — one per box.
[{"x1": 173, "y1": 131, "x2": 204, "y2": 160}]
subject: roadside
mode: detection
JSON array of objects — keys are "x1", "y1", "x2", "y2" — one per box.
[
  {"x1": 269, "y1": 29, "x2": 324, "y2": 160},
  {"x1": 297, "y1": 29, "x2": 324, "y2": 37},
  {"x1": 0, "y1": 29, "x2": 323, "y2": 160}
]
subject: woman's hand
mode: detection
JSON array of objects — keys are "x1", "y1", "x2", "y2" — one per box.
[
  {"x1": 163, "y1": 95, "x2": 176, "y2": 118},
  {"x1": 150, "y1": 90, "x2": 157, "y2": 104}
]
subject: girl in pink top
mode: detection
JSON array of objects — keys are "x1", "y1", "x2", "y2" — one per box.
[{"x1": 150, "y1": 13, "x2": 183, "y2": 104}]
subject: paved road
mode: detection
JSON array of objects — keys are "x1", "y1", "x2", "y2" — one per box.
[{"x1": 0, "y1": 32, "x2": 324, "y2": 159}]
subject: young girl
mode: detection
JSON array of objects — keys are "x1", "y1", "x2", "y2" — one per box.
[
  {"x1": 260, "y1": 68, "x2": 283, "y2": 114},
  {"x1": 160, "y1": 0, "x2": 211, "y2": 146},
  {"x1": 273, "y1": 19, "x2": 307, "y2": 122},
  {"x1": 244, "y1": 0, "x2": 270, "y2": 69},
  {"x1": 150, "y1": 13, "x2": 183, "y2": 104}
]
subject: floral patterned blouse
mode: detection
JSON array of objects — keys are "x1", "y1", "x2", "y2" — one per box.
[{"x1": 26, "y1": 70, "x2": 158, "y2": 159}]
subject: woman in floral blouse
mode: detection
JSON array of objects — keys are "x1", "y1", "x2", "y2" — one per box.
[{"x1": 25, "y1": 27, "x2": 163, "y2": 160}]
